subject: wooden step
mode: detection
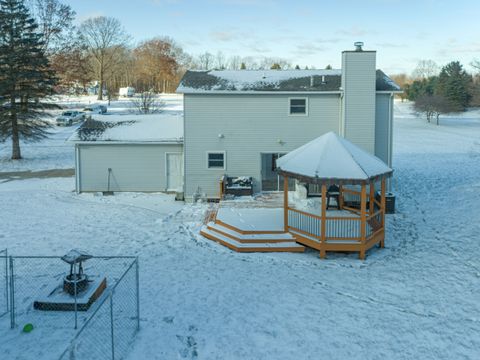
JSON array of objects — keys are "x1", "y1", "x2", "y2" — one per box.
[
  {"x1": 207, "y1": 222, "x2": 295, "y2": 243},
  {"x1": 200, "y1": 226, "x2": 305, "y2": 253}
]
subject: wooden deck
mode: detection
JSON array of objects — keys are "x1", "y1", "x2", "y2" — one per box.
[{"x1": 200, "y1": 200, "x2": 385, "y2": 258}]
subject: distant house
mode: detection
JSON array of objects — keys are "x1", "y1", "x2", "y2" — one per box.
[
  {"x1": 177, "y1": 43, "x2": 401, "y2": 201},
  {"x1": 71, "y1": 43, "x2": 401, "y2": 199}
]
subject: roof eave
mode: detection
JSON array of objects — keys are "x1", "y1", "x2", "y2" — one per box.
[{"x1": 277, "y1": 169, "x2": 393, "y2": 185}]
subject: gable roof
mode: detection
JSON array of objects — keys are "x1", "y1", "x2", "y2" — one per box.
[
  {"x1": 276, "y1": 132, "x2": 392, "y2": 183},
  {"x1": 176, "y1": 69, "x2": 400, "y2": 94},
  {"x1": 68, "y1": 114, "x2": 183, "y2": 143}
]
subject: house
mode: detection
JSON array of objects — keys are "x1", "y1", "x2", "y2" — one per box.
[
  {"x1": 70, "y1": 114, "x2": 183, "y2": 193},
  {"x1": 178, "y1": 43, "x2": 401, "y2": 201},
  {"x1": 71, "y1": 43, "x2": 401, "y2": 199}
]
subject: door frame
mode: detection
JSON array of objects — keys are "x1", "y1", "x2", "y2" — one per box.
[
  {"x1": 165, "y1": 152, "x2": 184, "y2": 191},
  {"x1": 259, "y1": 152, "x2": 288, "y2": 192}
]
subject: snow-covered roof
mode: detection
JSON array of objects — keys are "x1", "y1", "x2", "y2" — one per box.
[
  {"x1": 177, "y1": 69, "x2": 400, "y2": 93},
  {"x1": 276, "y1": 132, "x2": 392, "y2": 183},
  {"x1": 69, "y1": 114, "x2": 183, "y2": 143}
]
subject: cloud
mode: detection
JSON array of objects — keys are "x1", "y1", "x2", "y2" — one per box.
[
  {"x1": 336, "y1": 26, "x2": 376, "y2": 37},
  {"x1": 296, "y1": 43, "x2": 327, "y2": 56},
  {"x1": 210, "y1": 31, "x2": 237, "y2": 42}
]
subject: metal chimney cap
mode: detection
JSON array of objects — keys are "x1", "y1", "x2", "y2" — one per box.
[{"x1": 354, "y1": 41, "x2": 364, "y2": 51}]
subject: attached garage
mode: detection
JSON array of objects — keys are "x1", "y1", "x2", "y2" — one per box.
[{"x1": 70, "y1": 114, "x2": 183, "y2": 193}]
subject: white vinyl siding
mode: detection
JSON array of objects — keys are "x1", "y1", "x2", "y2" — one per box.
[
  {"x1": 341, "y1": 51, "x2": 376, "y2": 153},
  {"x1": 375, "y1": 93, "x2": 393, "y2": 166},
  {"x1": 184, "y1": 94, "x2": 341, "y2": 200},
  {"x1": 76, "y1": 143, "x2": 183, "y2": 192}
]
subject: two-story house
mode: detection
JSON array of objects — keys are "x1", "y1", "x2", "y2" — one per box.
[{"x1": 177, "y1": 43, "x2": 400, "y2": 201}]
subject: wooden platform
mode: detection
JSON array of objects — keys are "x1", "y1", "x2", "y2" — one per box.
[
  {"x1": 200, "y1": 211, "x2": 305, "y2": 253},
  {"x1": 201, "y1": 205, "x2": 384, "y2": 258}
]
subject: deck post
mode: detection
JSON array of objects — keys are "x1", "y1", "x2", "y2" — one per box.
[
  {"x1": 380, "y1": 177, "x2": 386, "y2": 248},
  {"x1": 284, "y1": 176, "x2": 289, "y2": 232},
  {"x1": 360, "y1": 183, "x2": 367, "y2": 260},
  {"x1": 338, "y1": 184, "x2": 344, "y2": 210},
  {"x1": 369, "y1": 181, "x2": 375, "y2": 215},
  {"x1": 320, "y1": 184, "x2": 327, "y2": 259}
]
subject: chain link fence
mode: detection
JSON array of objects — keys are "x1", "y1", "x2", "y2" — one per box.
[
  {"x1": 0, "y1": 249, "x2": 8, "y2": 318},
  {"x1": 6, "y1": 254, "x2": 139, "y2": 360}
]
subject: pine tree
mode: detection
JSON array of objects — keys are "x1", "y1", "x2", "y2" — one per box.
[
  {"x1": 0, "y1": 0, "x2": 56, "y2": 159},
  {"x1": 294, "y1": 65, "x2": 300, "y2": 70},
  {"x1": 436, "y1": 61, "x2": 472, "y2": 111},
  {"x1": 240, "y1": 62, "x2": 246, "y2": 70}
]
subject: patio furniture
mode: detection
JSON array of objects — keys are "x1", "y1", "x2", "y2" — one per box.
[{"x1": 220, "y1": 176, "x2": 253, "y2": 198}]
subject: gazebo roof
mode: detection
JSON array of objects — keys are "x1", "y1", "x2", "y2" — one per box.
[{"x1": 276, "y1": 132, "x2": 392, "y2": 183}]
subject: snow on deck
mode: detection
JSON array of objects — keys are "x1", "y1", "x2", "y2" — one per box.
[{"x1": 216, "y1": 207, "x2": 285, "y2": 232}]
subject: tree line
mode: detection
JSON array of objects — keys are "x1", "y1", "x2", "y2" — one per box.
[{"x1": 391, "y1": 60, "x2": 480, "y2": 124}]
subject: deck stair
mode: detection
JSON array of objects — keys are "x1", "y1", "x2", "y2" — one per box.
[{"x1": 201, "y1": 221, "x2": 304, "y2": 253}]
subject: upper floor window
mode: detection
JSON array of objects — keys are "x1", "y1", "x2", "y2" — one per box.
[
  {"x1": 289, "y1": 98, "x2": 308, "y2": 115},
  {"x1": 207, "y1": 151, "x2": 225, "y2": 169}
]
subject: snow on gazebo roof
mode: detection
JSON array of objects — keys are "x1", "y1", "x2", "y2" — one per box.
[{"x1": 276, "y1": 132, "x2": 392, "y2": 183}]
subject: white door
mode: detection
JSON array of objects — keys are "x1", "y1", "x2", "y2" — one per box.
[{"x1": 166, "y1": 153, "x2": 183, "y2": 191}]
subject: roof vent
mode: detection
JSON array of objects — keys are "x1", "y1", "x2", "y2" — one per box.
[{"x1": 354, "y1": 41, "x2": 364, "y2": 51}]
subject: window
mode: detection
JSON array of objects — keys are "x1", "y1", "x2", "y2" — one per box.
[
  {"x1": 289, "y1": 98, "x2": 307, "y2": 115},
  {"x1": 207, "y1": 152, "x2": 225, "y2": 169}
]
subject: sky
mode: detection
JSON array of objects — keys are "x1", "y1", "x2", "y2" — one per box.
[{"x1": 63, "y1": 0, "x2": 480, "y2": 75}]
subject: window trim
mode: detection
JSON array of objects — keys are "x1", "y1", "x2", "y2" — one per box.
[
  {"x1": 206, "y1": 151, "x2": 226, "y2": 170},
  {"x1": 288, "y1": 97, "x2": 308, "y2": 116}
]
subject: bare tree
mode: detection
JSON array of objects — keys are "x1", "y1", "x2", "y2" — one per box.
[
  {"x1": 197, "y1": 52, "x2": 214, "y2": 70},
  {"x1": 78, "y1": 16, "x2": 130, "y2": 100},
  {"x1": 29, "y1": 0, "x2": 75, "y2": 54},
  {"x1": 412, "y1": 60, "x2": 439, "y2": 80},
  {"x1": 414, "y1": 94, "x2": 455, "y2": 125},
  {"x1": 131, "y1": 92, "x2": 164, "y2": 114},
  {"x1": 214, "y1": 51, "x2": 227, "y2": 70}
]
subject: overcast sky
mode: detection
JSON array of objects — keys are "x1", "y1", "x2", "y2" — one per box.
[{"x1": 64, "y1": 0, "x2": 480, "y2": 75}]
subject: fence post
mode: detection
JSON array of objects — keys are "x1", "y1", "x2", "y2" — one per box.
[
  {"x1": 74, "y1": 263, "x2": 78, "y2": 330},
  {"x1": 135, "y1": 257, "x2": 140, "y2": 331},
  {"x1": 110, "y1": 292, "x2": 115, "y2": 360},
  {"x1": 9, "y1": 256, "x2": 15, "y2": 329},
  {"x1": 4, "y1": 249, "x2": 8, "y2": 313}
]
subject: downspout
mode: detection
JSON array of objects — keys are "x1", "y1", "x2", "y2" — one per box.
[
  {"x1": 387, "y1": 93, "x2": 394, "y2": 191},
  {"x1": 339, "y1": 90, "x2": 345, "y2": 136},
  {"x1": 75, "y1": 145, "x2": 81, "y2": 193}
]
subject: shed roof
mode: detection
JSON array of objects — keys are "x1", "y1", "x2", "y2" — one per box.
[
  {"x1": 176, "y1": 69, "x2": 400, "y2": 93},
  {"x1": 276, "y1": 132, "x2": 392, "y2": 183},
  {"x1": 68, "y1": 114, "x2": 183, "y2": 143}
]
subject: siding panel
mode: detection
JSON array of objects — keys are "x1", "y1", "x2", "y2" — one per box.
[
  {"x1": 184, "y1": 94, "x2": 341, "y2": 199},
  {"x1": 78, "y1": 144, "x2": 182, "y2": 192}
]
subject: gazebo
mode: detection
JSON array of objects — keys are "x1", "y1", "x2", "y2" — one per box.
[{"x1": 276, "y1": 132, "x2": 393, "y2": 259}]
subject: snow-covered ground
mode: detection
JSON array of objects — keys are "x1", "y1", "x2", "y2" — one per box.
[
  {"x1": 1, "y1": 100, "x2": 480, "y2": 359},
  {"x1": 0, "y1": 94, "x2": 183, "y2": 172}
]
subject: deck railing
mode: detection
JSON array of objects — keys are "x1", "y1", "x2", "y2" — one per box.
[
  {"x1": 287, "y1": 206, "x2": 383, "y2": 245},
  {"x1": 288, "y1": 208, "x2": 322, "y2": 238}
]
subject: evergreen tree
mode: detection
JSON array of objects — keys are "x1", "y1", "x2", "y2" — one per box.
[
  {"x1": 0, "y1": 0, "x2": 56, "y2": 159},
  {"x1": 294, "y1": 64, "x2": 300, "y2": 70},
  {"x1": 436, "y1": 61, "x2": 472, "y2": 110},
  {"x1": 325, "y1": 64, "x2": 332, "y2": 70},
  {"x1": 240, "y1": 62, "x2": 246, "y2": 70}
]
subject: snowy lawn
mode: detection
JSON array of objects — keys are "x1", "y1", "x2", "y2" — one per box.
[
  {"x1": 0, "y1": 101, "x2": 479, "y2": 359},
  {"x1": 0, "y1": 94, "x2": 183, "y2": 172}
]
